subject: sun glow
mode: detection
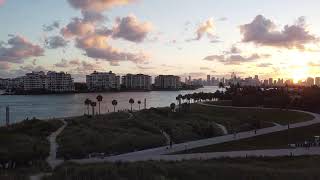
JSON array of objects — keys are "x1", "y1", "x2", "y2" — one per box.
[{"x1": 291, "y1": 65, "x2": 309, "y2": 83}]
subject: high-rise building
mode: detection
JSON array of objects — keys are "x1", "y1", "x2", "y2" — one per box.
[
  {"x1": 315, "y1": 77, "x2": 320, "y2": 86},
  {"x1": 122, "y1": 74, "x2": 151, "y2": 90},
  {"x1": 23, "y1": 71, "x2": 46, "y2": 91},
  {"x1": 46, "y1": 71, "x2": 75, "y2": 92},
  {"x1": 306, "y1": 77, "x2": 315, "y2": 87},
  {"x1": 154, "y1": 75, "x2": 181, "y2": 89},
  {"x1": 86, "y1": 71, "x2": 120, "y2": 91},
  {"x1": 269, "y1": 78, "x2": 273, "y2": 86},
  {"x1": 207, "y1": 75, "x2": 211, "y2": 85}
]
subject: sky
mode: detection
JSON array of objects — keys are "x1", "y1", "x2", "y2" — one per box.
[{"x1": 0, "y1": 0, "x2": 320, "y2": 82}]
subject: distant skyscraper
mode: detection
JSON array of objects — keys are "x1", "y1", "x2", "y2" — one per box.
[
  {"x1": 316, "y1": 77, "x2": 320, "y2": 86},
  {"x1": 207, "y1": 75, "x2": 211, "y2": 85},
  {"x1": 306, "y1": 77, "x2": 315, "y2": 87},
  {"x1": 269, "y1": 78, "x2": 273, "y2": 86}
]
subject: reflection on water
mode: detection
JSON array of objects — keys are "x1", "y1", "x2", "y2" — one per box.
[{"x1": 0, "y1": 86, "x2": 221, "y2": 124}]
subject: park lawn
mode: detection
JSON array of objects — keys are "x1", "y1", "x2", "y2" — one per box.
[
  {"x1": 206, "y1": 100, "x2": 233, "y2": 106},
  {"x1": 57, "y1": 112, "x2": 166, "y2": 159},
  {"x1": 0, "y1": 119, "x2": 63, "y2": 176},
  {"x1": 179, "y1": 123, "x2": 320, "y2": 154},
  {"x1": 192, "y1": 103, "x2": 314, "y2": 127},
  {"x1": 57, "y1": 104, "x2": 314, "y2": 159},
  {"x1": 44, "y1": 156, "x2": 320, "y2": 180}
]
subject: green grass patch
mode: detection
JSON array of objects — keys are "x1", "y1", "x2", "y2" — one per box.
[
  {"x1": 44, "y1": 156, "x2": 320, "y2": 180},
  {"x1": 180, "y1": 123, "x2": 320, "y2": 154},
  {"x1": 57, "y1": 112, "x2": 166, "y2": 159}
]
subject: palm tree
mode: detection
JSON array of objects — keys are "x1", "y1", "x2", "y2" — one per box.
[
  {"x1": 96, "y1": 95, "x2": 103, "y2": 115},
  {"x1": 219, "y1": 82, "x2": 225, "y2": 89},
  {"x1": 129, "y1": 98, "x2": 135, "y2": 112},
  {"x1": 91, "y1": 101, "x2": 97, "y2": 116},
  {"x1": 84, "y1": 98, "x2": 91, "y2": 115},
  {"x1": 170, "y1": 103, "x2": 176, "y2": 112},
  {"x1": 112, "y1": 100, "x2": 118, "y2": 112},
  {"x1": 138, "y1": 100, "x2": 141, "y2": 110}
]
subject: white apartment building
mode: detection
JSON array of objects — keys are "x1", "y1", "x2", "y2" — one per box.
[
  {"x1": 86, "y1": 71, "x2": 120, "y2": 91},
  {"x1": 46, "y1": 71, "x2": 75, "y2": 92},
  {"x1": 121, "y1": 74, "x2": 151, "y2": 90},
  {"x1": 23, "y1": 71, "x2": 46, "y2": 91},
  {"x1": 154, "y1": 75, "x2": 181, "y2": 89}
]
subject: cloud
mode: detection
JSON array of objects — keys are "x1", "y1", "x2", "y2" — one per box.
[
  {"x1": 308, "y1": 61, "x2": 320, "y2": 67},
  {"x1": 61, "y1": 18, "x2": 95, "y2": 38},
  {"x1": 200, "y1": 67, "x2": 211, "y2": 70},
  {"x1": 203, "y1": 55, "x2": 225, "y2": 61},
  {"x1": 54, "y1": 59, "x2": 69, "y2": 68},
  {"x1": 69, "y1": 59, "x2": 81, "y2": 66},
  {"x1": 218, "y1": 17, "x2": 227, "y2": 21},
  {"x1": 112, "y1": 15, "x2": 153, "y2": 43},
  {"x1": 82, "y1": 10, "x2": 107, "y2": 23},
  {"x1": 0, "y1": 35, "x2": 44, "y2": 63},
  {"x1": 0, "y1": 0, "x2": 5, "y2": 6},
  {"x1": 224, "y1": 45, "x2": 241, "y2": 54},
  {"x1": 256, "y1": 63, "x2": 272, "y2": 67},
  {"x1": 67, "y1": 0, "x2": 136, "y2": 12},
  {"x1": 76, "y1": 33, "x2": 149, "y2": 64},
  {"x1": 204, "y1": 53, "x2": 270, "y2": 65},
  {"x1": 45, "y1": 36, "x2": 69, "y2": 49},
  {"x1": 192, "y1": 18, "x2": 216, "y2": 41},
  {"x1": 43, "y1": 21, "x2": 60, "y2": 32},
  {"x1": 0, "y1": 62, "x2": 10, "y2": 70},
  {"x1": 240, "y1": 15, "x2": 317, "y2": 49}
]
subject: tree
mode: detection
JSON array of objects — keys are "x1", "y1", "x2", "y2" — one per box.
[
  {"x1": 170, "y1": 103, "x2": 176, "y2": 112},
  {"x1": 84, "y1": 98, "x2": 91, "y2": 115},
  {"x1": 112, "y1": 100, "x2": 118, "y2": 112},
  {"x1": 219, "y1": 82, "x2": 225, "y2": 89},
  {"x1": 91, "y1": 101, "x2": 97, "y2": 116},
  {"x1": 138, "y1": 100, "x2": 141, "y2": 110},
  {"x1": 96, "y1": 95, "x2": 103, "y2": 115},
  {"x1": 129, "y1": 98, "x2": 135, "y2": 112},
  {"x1": 176, "y1": 94, "x2": 182, "y2": 112}
]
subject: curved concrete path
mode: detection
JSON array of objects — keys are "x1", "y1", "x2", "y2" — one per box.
[
  {"x1": 46, "y1": 119, "x2": 67, "y2": 169},
  {"x1": 71, "y1": 103, "x2": 320, "y2": 164}
]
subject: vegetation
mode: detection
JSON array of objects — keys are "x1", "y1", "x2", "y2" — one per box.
[
  {"x1": 44, "y1": 156, "x2": 320, "y2": 180},
  {"x1": 180, "y1": 123, "x2": 320, "y2": 154},
  {"x1": 0, "y1": 119, "x2": 63, "y2": 176},
  {"x1": 57, "y1": 112, "x2": 166, "y2": 159},
  {"x1": 57, "y1": 102, "x2": 313, "y2": 159}
]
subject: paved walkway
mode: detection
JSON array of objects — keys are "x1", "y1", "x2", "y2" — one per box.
[
  {"x1": 46, "y1": 119, "x2": 67, "y2": 169},
  {"x1": 71, "y1": 103, "x2": 320, "y2": 164}
]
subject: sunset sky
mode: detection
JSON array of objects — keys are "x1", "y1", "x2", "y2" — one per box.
[{"x1": 0, "y1": 0, "x2": 320, "y2": 82}]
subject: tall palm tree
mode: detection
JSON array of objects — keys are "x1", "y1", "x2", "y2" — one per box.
[
  {"x1": 91, "y1": 101, "x2": 97, "y2": 116},
  {"x1": 96, "y1": 95, "x2": 103, "y2": 115},
  {"x1": 129, "y1": 98, "x2": 135, "y2": 112},
  {"x1": 170, "y1": 103, "x2": 176, "y2": 112},
  {"x1": 138, "y1": 100, "x2": 141, "y2": 110},
  {"x1": 112, "y1": 100, "x2": 118, "y2": 112},
  {"x1": 84, "y1": 98, "x2": 91, "y2": 115}
]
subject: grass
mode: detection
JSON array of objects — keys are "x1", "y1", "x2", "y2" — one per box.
[
  {"x1": 0, "y1": 119, "x2": 63, "y2": 178},
  {"x1": 179, "y1": 123, "x2": 320, "y2": 154},
  {"x1": 57, "y1": 112, "x2": 166, "y2": 159},
  {"x1": 57, "y1": 104, "x2": 313, "y2": 159},
  {"x1": 44, "y1": 156, "x2": 320, "y2": 180},
  {"x1": 206, "y1": 100, "x2": 233, "y2": 106}
]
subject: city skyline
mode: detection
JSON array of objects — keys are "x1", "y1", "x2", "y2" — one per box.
[{"x1": 1, "y1": 0, "x2": 320, "y2": 82}]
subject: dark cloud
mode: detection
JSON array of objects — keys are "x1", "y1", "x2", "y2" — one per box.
[
  {"x1": 204, "y1": 53, "x2": 270, "y2": 65},
  {"x1": 240, "y1": 15, "x2": 317, "y2": 49},
  {"x1": 67, "y1": 0, "x2": 136, "y2": 12},
  {"x1": 43, "y1": 21, "x2": 60, "y2": 32},
  {"x1": 82, "y1": 10, "x2": 107, "y2": 23},
  {"x1": 112, "y1": 15, "x2": 152, "y2": 43},
  {"x1": 45, "y1": 36, "x2": 69, "y2": 49},
  {"x1": 0, "y1": 35, "x2": 44, "y2": 63},
  {"x1": 203, "y1": 55, "x2": 225, "y2": 61},
  {"x1": 0, "y1": 62, "x2": 10, "y2": 70}
]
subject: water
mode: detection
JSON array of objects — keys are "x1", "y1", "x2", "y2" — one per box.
[{"x1": 0, "y1": 86, "x2": 220, "y2": 125}]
